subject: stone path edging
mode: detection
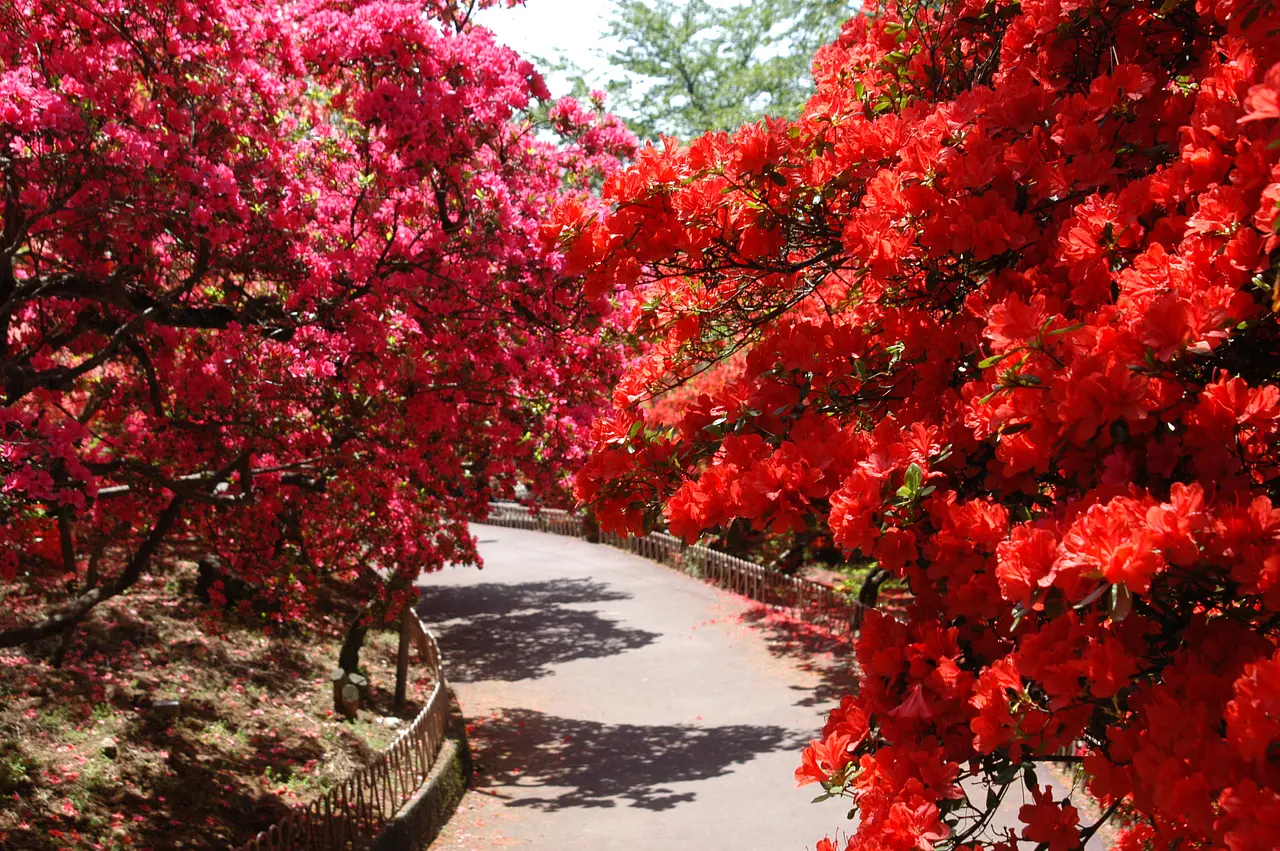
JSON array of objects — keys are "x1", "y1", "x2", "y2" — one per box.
[{"x1": 369, "y1": 693, "x2": 472, "y2": 851}]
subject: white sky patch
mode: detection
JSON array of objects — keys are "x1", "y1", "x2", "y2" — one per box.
[
  {"x1": 475, "y1": 0, "x2": 816, "y2": 120},
  {"x1": 475, "y1": 0, "x2": 619, "y2": 96}
]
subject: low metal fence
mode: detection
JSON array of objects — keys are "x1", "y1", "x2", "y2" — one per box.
[
  {"x1": 485, "y1": 501, "x2": 585, "y2": 537},
  {"x1": 235, "y1": 614, "x2": 450, "y2": 851},
  {"x1": 487, "y1": 502, "x2": 867, "y2": 635}
]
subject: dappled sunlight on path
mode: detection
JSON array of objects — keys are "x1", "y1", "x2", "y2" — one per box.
[
  {"x1": 732, "y1": 604, "x2": 861, "y2": 709},
  {"x1": 467, "y1": 707, "x2": 806, "y2": 812},
  {"x1": 419, "y1": 579, "x2": 659, "y2": 682},
  {"x1": 421, "y1": 524, "x2": 848, "y2": 851},
  {"x1": 420, "y1": 524, "x2": 1094, "y2": 851}
]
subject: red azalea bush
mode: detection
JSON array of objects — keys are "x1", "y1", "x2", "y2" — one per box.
[
  {"x1": 0, "y1": 0, "x2": 634, "y2": 645},
  {"x1": 551, "y1": 0, "x2": 1280, "y2": 848}
]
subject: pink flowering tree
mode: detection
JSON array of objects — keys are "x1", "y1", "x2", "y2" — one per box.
[
  {"x1": 555, "y1": 0, "x2": 1280, "y2": 848},
  {"x1": 0, "y1": 0, "x2": 634, "y2": 649}
]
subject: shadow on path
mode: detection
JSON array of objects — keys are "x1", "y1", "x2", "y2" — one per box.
[
  {"x1": 736, "y1": 604, "x2": 860, "y2": 708},
  {"x1": 417, "y1": 579, "x2": 659, "y2": 682},
  {"x1": 467, "y1": 707, "x2": 808, "y2": 812}
]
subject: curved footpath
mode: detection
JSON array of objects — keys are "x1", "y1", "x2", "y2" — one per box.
[{"x1": 419, "y1": 523, "x2": 1090, "y2": 851}]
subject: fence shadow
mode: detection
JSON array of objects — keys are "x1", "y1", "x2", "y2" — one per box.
[
  {"x1": 416, "y1": 579, "x2": 659, "y2": 682},
  {"x1": 467, "y1": 707, "x2": 807, "y2": 812}
]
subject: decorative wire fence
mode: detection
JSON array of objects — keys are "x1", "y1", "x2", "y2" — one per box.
[
  {"x1": 485, "y1": 501, "x2": 869, "y2": 635},
  {"x1": 484, "y1": 501, "x2": 586, "y2": 537},
  {"x1": 236, "y1": 614, "x2": 450, "y2": 851}
]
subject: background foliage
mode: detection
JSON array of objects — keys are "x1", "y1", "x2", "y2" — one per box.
[{"x1": 547, "y1": 0, "x2": 856, "y2": 139}]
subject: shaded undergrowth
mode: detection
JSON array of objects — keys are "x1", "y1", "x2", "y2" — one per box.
[{"x1": 0, "y1": 560, "x2": 431, "y2": 850}]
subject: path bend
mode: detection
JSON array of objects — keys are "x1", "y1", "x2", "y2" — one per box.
[
  {"x1": 419, "y1": 523, "x2": 1090, "y2": 851},
  {"x1": 419, "y1": 523, "x2": 850, "y2": 851}
]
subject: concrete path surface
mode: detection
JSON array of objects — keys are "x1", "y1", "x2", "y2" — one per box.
[
  {"x1": 419, "y1": 524, "x2": 1094, "y2": 851},
  {"x1": 419, "y1": 523, "x2": 853, "y2": 851}
]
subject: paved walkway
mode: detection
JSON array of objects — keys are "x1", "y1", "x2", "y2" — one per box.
[
  {"x1": 420, "y1": 524, "x2": 1092, "y2": 851},
  {"x1": 420, "y1": 523, "x2": 855, "y2": 850}
]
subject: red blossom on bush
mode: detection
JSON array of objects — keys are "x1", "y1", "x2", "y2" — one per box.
[
  {"x1": 0, "y1": 0, "x2": 634, "y2": 642},
  {"x1": 559, "y1": 0, "x2": 1280, "y2": 848}
]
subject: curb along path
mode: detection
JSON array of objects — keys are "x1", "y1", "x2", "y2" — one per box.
[
  {"x1": 421, "y1": 522, "x2": 856, "y2": 850},
  {"x1": 237, "y1": 607, "x2": 459, "y2": 850}
]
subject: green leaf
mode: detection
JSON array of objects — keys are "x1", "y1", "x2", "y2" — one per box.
[
  {"x1": 1109, "y1": 583, "x2": 1133, "y2": 622},
  {"x1": 993, "y1": 762, "x2": 1021, "y2": 786},
  {"x1": 1010, "y1": 610, "x2": 1025, "y2": 633},
  {"x1": 903, "y1": 463, "x2": 923, "y2": 492},
  {"x1": 1075, "y1": 582, "x2": 1111, "y2": 610},
  {"x1": 978, "y1": 352, "x2": 1011, "y2": 369}
]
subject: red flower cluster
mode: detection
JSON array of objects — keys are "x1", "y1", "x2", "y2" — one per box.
[
  {"x1": 0, "y1": 0, "x2": 634, "y2": 641},
  {"x1": 556, "y1": 0, "x2": 1280, "y2": 848}
]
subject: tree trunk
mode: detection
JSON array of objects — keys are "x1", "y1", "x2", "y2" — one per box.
[
  {"x1": 332, "y1": 596, "x2": 389, "y2": 715},
  {"x1": 337, "y1": 608, "x2": 369, "y2": 676},
  {"x1": 850, "y1": 567, "x2": 889, "y2": 633},
  {"x1": 858, "y1": 567, "x2": 889, "y2": 608},
  {"x1": 393, "y1": 605, "x2": 412, "y2": 714}
]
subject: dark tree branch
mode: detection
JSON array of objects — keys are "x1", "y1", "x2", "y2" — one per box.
[
  {"x1": 27, "y1": 271, "x2": 287, "y2": 331},
  {"x1": 1079, "y1": 799, "x2": 1123, "y2": 846},
  {"x1": 0, "y1": 497, "x2": 183, "y2": 648},
  {"x1": 125, "y1": 337, "x2": 165, "y2": 417},
  {"x1": 57, "y1": 507, "x2": 76, "y2": 581}
]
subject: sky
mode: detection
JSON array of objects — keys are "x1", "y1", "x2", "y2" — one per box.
[{"x1": 475, "y1": 0, "x2": 620, "y2": 95}]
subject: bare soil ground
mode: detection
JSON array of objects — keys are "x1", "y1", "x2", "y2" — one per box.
[{"x1": 0, "y1": 559, "x2": 431, "y2": 850}]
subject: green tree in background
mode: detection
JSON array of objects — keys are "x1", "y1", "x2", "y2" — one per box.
[{"x1": 552, "y1": 0, "x2": 856, "y2": 141}]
